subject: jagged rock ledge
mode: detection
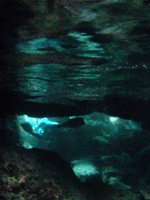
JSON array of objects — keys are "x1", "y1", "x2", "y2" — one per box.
[{"x1": 0, "y1": 91, "x2": 149, "y2": 122}]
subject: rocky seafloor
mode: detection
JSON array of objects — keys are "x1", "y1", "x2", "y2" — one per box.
[
  {"x1": 1, "y1": 145, "x2": 150, "y2": 200},
  {"x1": 0, "y1": 145, "x2": 87, "y2": 200}
]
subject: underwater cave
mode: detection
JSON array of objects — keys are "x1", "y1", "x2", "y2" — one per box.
[{"x1": 0, "y1": 0, "x2": 150, "y2": 200}]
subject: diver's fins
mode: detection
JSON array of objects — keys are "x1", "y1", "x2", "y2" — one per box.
[
  {"x1": 58, "y1": 117, "x2": 85, "y2": 128},
  {"x1": 21, "y1": 122, "x2": 33, "y2": 133},
  {"x1": 20, "y1": 123, "x2": 42, "y2": 138}
]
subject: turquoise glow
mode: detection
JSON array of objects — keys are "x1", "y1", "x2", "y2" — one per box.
[
  {"x1": 20, "y1": 115, "x2": 58, "y2": 136},
  {"x1": 68, "y1": 32, "x2": 105, "y2": 58},
  {"x1": 71, "y1": 160, "x2": 100, "y2": 181},
  {"x1": 16, "y1": 38, "x2": 64, "y2": 55}
]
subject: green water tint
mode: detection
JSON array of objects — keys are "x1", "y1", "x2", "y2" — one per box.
[{"x1": 14, "y1": 112, "x2": 142, "y2": 189}]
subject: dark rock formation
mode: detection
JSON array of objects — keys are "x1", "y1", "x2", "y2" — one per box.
[{"x1": 0, "y1": 1, "x2": 149, "y2": 198}]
